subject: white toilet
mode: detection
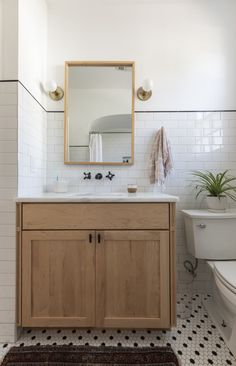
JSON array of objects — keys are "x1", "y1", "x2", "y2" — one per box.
[{"x1": 182, "y1": 209, "x2": 236, "y2": 358}]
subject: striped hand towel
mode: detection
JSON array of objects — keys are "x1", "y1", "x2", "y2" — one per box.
[{"x1": 149, "y1": 127, "x2": 173, "y2": 185}]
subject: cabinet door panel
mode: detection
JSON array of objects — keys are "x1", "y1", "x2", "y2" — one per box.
[
  {"x1": 22, "y1": 231, "x2": 95, "y2": 327},
  {"x1": 96, "y1": 230, "x2": 170, "y2": 328}
]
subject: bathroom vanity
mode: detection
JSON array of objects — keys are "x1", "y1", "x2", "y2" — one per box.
[{"x1": 16, "y1": 193, "x2": 178, "y2": 329}]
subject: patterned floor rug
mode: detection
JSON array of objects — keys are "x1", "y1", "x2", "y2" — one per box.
[{"x1": 1, "y1": 345, "x2": 180, "y2": 365}]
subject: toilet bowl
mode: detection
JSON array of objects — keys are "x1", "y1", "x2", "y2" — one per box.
[
  {"x1": 182, "y1": 209, "x2": 236, "y2": 358},
  {"x1": 212, "y1": 261, "x2": 236, "y2": 314}
]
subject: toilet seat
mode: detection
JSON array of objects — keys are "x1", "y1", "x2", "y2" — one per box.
[{"x1": 213, "y1": 261, "x2": 236, "y2": 295}]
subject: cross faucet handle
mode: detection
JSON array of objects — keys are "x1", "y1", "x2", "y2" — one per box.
[
  {"x1": 83, "y1": 172, "x2": 91, "y2": 180},
  {"x1": 106, "y1": 171, "x2": 115, "y2": 181}
]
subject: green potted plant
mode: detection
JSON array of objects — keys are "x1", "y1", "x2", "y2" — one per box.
[{"x1": 192, "y1": 170, "x2": 236, "y2": 212}]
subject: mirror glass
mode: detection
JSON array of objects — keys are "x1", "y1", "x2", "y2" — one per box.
[{"x1": 64, "y1": 62, "x2": 134, "y2": 165}]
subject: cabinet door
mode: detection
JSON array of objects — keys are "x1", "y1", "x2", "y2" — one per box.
[
  {"x1": 96, "y1": 231, "x2": 170, "y2": 328},
  {"x1": 22, "y1": 231, "x2": 95, "y2": 327}
]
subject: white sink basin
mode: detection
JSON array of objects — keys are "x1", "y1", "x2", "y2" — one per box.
[{"x1": 72, "y1": 192, "x2": 127, "y2": 197}]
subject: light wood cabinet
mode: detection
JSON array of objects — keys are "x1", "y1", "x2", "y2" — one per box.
[{"x1": 17, "y1": 202, "x2": 176, "y2": 329}]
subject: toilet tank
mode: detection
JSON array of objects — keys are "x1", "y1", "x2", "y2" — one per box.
[{"x1": 182, "y1": 209, "x2": 236, "y2": 260}]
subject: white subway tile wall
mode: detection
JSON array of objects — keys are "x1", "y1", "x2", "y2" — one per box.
[
  {"x1": 0, "y1": 82, "x2": 18, "y2": 343},
  {"x1": 47, "y1": 110, "x2": 236, "y2": 293},
  {"x1": 18, "y1": 84, "x2": 47, "y2": 195}
]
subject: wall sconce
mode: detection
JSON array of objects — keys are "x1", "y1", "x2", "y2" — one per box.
[
  {"x1": 45, "y1": 80, "x2": 64, "y2": 101},
  {"x1": 137, "y1": 78, "x2": 154, "y2": 101}
]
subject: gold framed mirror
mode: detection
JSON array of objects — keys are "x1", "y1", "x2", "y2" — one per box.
[{"x1": 64, "y1": 61, "x2": 135, "y2": 165}]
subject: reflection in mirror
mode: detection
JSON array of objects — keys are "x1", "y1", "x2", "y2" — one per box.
[{"x1": 64, "y1": 62, "x2": 135, "y2": 165}]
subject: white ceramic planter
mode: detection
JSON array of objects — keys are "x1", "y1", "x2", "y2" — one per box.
[{"x1": 206, "y1": 196, "x2": 228, "y2": 212}]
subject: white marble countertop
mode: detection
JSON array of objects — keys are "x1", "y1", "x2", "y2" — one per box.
[{"x1": 15, "y1": 192, "x2": 179, "y2": 203}]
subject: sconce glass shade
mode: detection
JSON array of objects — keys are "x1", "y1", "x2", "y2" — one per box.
[
  {"x1": 45, "y1": 80, "x2": 57, "y2": 92},
  {"x1": 137, "y1": 78, "x2": 153, "y2": 101},
  {"x1": 142, "y1": 78, "x2": 154, "y2": 92},
  {"x1": 45, "y1": 80, "x2": 64, "y2": 101}
]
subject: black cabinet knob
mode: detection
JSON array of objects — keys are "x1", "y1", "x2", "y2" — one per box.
[{"x1": 95, "y1": 173, "x2": 103, "y2": 180}]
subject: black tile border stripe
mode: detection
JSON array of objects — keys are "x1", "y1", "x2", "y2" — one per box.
[
  {"x1": 1, "y1": 79, "x2": 236, "y2": 114},
  {"x1": 18, "y1": 80, "x2": 48, "y2": 113},
  {"x1": 0, "y1": 79, "x2": 18, "y2": 83},
  {"x1": 135, "y1": 109, "x2": 236, "y2": 113}
]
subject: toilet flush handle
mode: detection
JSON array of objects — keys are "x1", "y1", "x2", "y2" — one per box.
[{"x1": 197, "y1": 223, "x2": 206, "y2": 229}]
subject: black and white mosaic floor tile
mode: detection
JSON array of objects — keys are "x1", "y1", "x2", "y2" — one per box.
[{"x1": 0, "y1": 294, "x2": 235, "y2": 366}]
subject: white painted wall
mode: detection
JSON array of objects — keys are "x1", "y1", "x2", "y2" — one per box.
[
  {"x1": 0, "y1": 0, "x2": 18, "y2": 80},
  {"x1": 47, "y1": 0, "x2": 236, "y2": 111},
  {"x1": 0, "y1": 0, "x2": 47, "y2": 104},
  {"x1": 18, "y1": 0, "x2": 47, "y2": 107}
]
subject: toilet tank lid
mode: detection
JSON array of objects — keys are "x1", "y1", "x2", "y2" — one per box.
[{"x1": 182, "y1": 209, "x2": 236, "y2": 219}]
